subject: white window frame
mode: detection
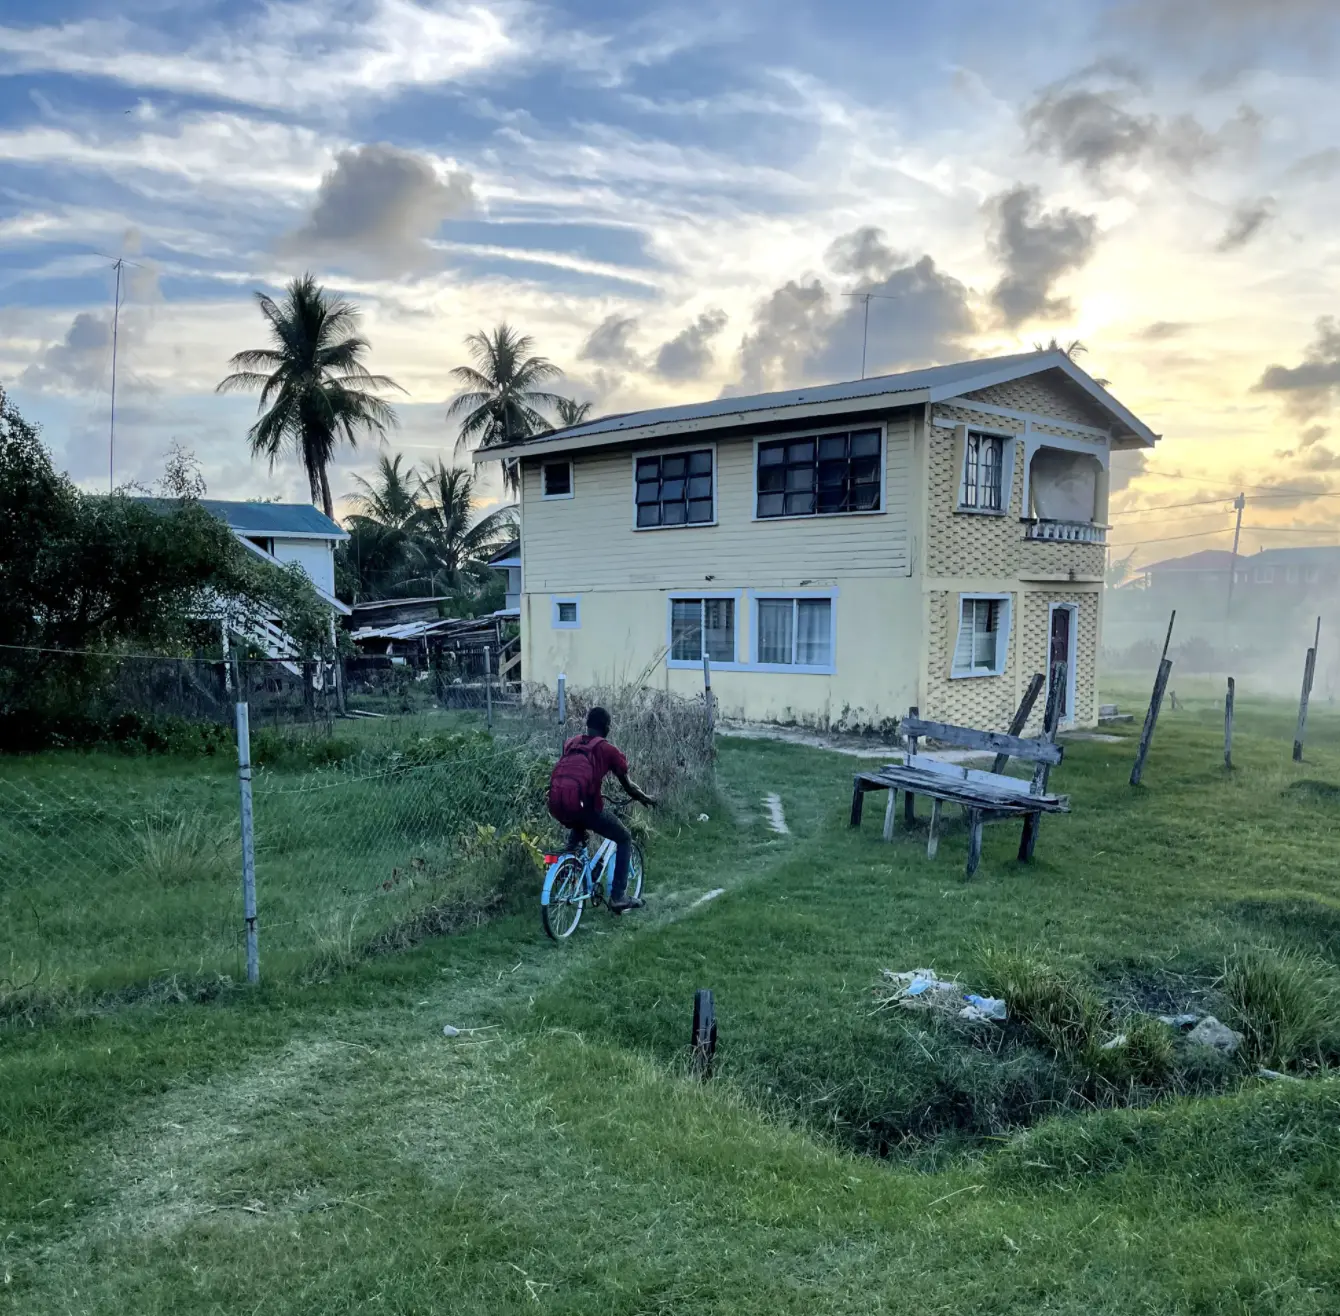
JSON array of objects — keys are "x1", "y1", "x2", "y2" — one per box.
[
  {"x1": 955, "y1": 424, "x2": 1017, "y2": 517},
  {"x1": 749, "y1": 590, "x2": 837, "y2": 674},
  {"x1": 1255, "y1": 566, "x2": 1274, "y2": 584},
  {"x1": 666, "y1": 591, "x2": 742, "y2": 669},
  {"x1": 551, "y1": 596, "x2": 581, "y2": 629},
  {"x1": 751, "y1": 423, "x2": 887, "y2": 522},
  {"x1": 950, "y1": 592, "x2": 1012, "y2": 679},
  {"x1": 631, "y1": 443, "x2": 718, "y2": 531},
  {"x1": 1046, "y1": 602, "x2": 1079, "y2": 726},
  {"x1": 541, "y1": 460, "x2": 574, "y2": 500}
]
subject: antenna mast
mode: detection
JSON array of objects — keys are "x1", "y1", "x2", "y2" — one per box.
[{"x1": 109, "y1": 258, "x2": 124, "y2": 493}]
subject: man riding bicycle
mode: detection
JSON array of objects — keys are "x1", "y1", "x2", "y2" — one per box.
[{"x1": 547, "y1": 706, "x2": 656, "y2": 913}]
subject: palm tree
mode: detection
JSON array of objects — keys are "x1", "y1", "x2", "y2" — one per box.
[
  {"x1": 447, "y1": 324, "x2": 565, "y2": 493},
  {"x1": 348, "y1": 452, "x2": 422, "y2": 529},
  {"x1": 410, "y1": 460, "x2": 517, "y2": 597},
  {"x1": 552, "y1": 397, "x2": 593, "y2": 428},
  {"x1": 1033, "y1": 336, "x2": 1110, "y2": 387},
  {"x1": 218, "y1": 273, "x2": 403, "y2": 517}
]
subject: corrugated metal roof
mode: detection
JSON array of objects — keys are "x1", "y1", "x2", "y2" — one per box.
[{"x1": 197, "y1": 500, "x2": 347, "y2": 537}]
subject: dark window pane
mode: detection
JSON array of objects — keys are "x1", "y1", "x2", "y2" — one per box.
[
  {"x1": 787, "y1": 440, "x2": 815, "y2": 464},
  {"x1": 688, "y1": 450, "x2": 712, "y2": 475},
  {"x1": 670, "y1": 599, "x2": 701, "y2": 661},
  {"x1": 543, "y1": 462, "x2": 571, "y2": 496},
  {"x1": 851, "y1": 456, "x2": 879, "y2": 483},
  {"x1": 786, "y1": 466, "x2": 814, "y2": 492},
  {"x1": 818, "y1": 435, "x2": 847, "y2": 461},
  {"x1": 817, "y1": 488, "x2": 846, "y2": 513},
  {"x1": 852, "y1": 484, "x2": 880, "y2": 510},
  {"x1": 757, "y1": 492, "x2": 784, "y2": 518},
  {"x1": 817, "y1": 460, "x2": 846, "y2": 488},
  {"x1": 849, "y1": 430, "x2": 880, "y2": 457},
  {"x1": 636, "y1": 481, "x2": 660, "y2": 504},
  {"x1": 662, "y1": 501, "x2": 686, "y2": 525},
  {"x1": 661, "y1": 478, "x2": 686, "y2": 502},
  {"x1": 688, "y1": 499, "x2": 713, "y2": 522},
  {"x1": 637, "y1": 503, "x2": 661, "y2": 527},
  {"x1": 758, "y1": 443, "x2": 785, "y2": 466},
  {"x1": 688, "y1": 475, "x2": 712, "y2": 499},
  {"x1": 703, "y1": 598, "x2": 735, "y2": 662},
  {"x1": 758, "y1": 465, "x2": 785, "y2": 493},
  {"x1": 661, "y1": 454, "x2": 687, "y2": 479},
  {"x1": 785, "y1": 490, "x2": 815, "y2": 515},
  {"x1": 636, "y1": 458, "x2": 659, "y2": 480}
]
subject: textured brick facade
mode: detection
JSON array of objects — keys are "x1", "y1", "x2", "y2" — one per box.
[{"x1": 920, "y1": 369, "x2": 1110, "y2": 730}]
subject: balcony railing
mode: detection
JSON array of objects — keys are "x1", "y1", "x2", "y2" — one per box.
[{"x1": 1023, "y1": 518, "x2": 1107, "y2": 544}]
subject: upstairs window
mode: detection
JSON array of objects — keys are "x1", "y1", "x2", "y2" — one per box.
[
  {"x1": 542, "y1": 461, "x2": 573, "y2": 498},
  {"x1": 670, "y1": 597, "x2": 735, "y2": 663},
  {"x1": 636, "y1": 449, "x2": 713, "y2": 528},
  {"x1": 952, "y1": 596, "x2": 1009, "y2": 677},
  {"x1": 960, "y1": 432, "x2": 1005, "y2": 511},
  {"x1": 756, "y1": 429, "x2": 881, "y2": 518}
]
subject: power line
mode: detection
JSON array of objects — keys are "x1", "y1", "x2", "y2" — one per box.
[
  {"x1": 1108, "y1": 527, "x2": 1234, "y2": 548},
  {"x1": 1134, "y1": 466, "x2": 1340, "y2": 500},
  {"x1": 1110, "y1": 496, "x2": 1232, "y2": 518}
]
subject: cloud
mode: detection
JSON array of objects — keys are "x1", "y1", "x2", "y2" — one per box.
[
  {"x1": 1137, "y1": 320, "x2": 1191, "y2": 341},
  {"x1": 825, "y1": 226, "x2": 899, "y2": 280},
  {"x1": 733, "y1": 233, "x2": 975, "y2": 392},
  {"x1": 1302, "y1": 425, "x2": 1330, "y2": 447},
  {"x1": 20, "y1": 311, "x2": 114, "y2": 394},
  {"x1": 653, "y1": 309, "x2": 728, "y2": 380},
  {"x1": 1216, "y1": 197, "x2": 1275, "y2": 251},
  {"x1": 283, "y1": 143, "x2": 473, "y2": 270},
  {"x1": 1023, "y1": 65, "x2": 1260, "y2": 177},
  {"x1": 986, "y1": 185, "x2": 1098, "y2": 327},
  {"x1": 580, "y1": 314, "x2": 641, "y2": 368},
  {"x1": 1255, "y1": 317, "x2": 1340, "y2": 417}
]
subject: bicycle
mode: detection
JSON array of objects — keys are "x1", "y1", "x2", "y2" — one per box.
[{"x1": 540, "y1": 823, "x2": 645, "y2": 941}]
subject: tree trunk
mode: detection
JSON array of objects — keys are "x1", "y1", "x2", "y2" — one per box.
[{"x1": 319, "y1": 464, "x2": 333, "y2": 519}]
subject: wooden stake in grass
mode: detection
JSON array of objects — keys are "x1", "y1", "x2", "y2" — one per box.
[
  {"x1": 690, "y1": 988, "x2": 717, "y2": 1079},
  {"x1": 1293, "y1": 617, "x2": 1320, "y2": 763},
  {"x1": 992, "y1": 672, "x2": 1045, "y2": 775},
  {"x1": 903, "y1": 705, "x2": 919, "y2": 826},
  {"x1": 1018, "y1": 661, "x2": 1065, "y2": 862},
  {"x1": 1130, "y1": 611, "x2": 1176, "y2": 788},
  {"x1": 1224, "y1": 677, "x2": 1235, "y2": 771}
]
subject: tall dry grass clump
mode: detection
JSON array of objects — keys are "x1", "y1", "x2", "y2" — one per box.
[
  {"x1": 1222, "y1": 945, "x2": 1340, "y2": 1070},
  {"x1": 523, "y1": 681, "x2": 716, "y2": 817}
]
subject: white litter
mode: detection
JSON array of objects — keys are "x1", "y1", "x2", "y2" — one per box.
[
  {"x1": 763, "y1": 793, "x2": 789, "y2": 834},
  {"x1": 876, "y1": 969, "x2": 1008, "y2": 1023},
  {"x1": 698, "y1": 813, "x2": 711, "y2": 822},
  {"x1": 693, "y1": 888, "x2": 726, "y2": 906},
  {"x1": 1100, "y1": 1033, "x2": 1128, "y2": 1051},
  {"x1": 442, "y1": 1024, "x2": 461, "y2": 1037}
]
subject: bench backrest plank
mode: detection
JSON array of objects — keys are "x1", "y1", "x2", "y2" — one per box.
[
  {"x1": 902, "y1": 717, "x2": 1063, "y2": 766},
  {"x1": 905, "y1": 753, "x2": 1039, "y2": 798}
]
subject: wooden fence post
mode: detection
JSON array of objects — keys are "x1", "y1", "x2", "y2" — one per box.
[
  {"x1": 1130, "y1": 658, "x2": 1172, "y2": 786},
  {"x1": 1224, "y1": 677, "x2": 1235, "y2": 771},
  {"x1": 992, "y1": 672, "x2": 1045, "y2": 775},
  {"x1": 1294, "y1": 617, "x2": 1320, "y2": 763},
  {"x1": 1018, "y1": 661, "x2": 1065, "y2": 862},
  {"x1": 702, "y1": 652, "x2": 715, "y2": 733}
]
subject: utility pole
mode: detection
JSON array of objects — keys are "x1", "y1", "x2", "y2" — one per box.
[
  {"x1": 1225, "y1": 492, "x2": 1246, "y2": 624},
  {"x1": 109, "y1": 258, "x2": 124, "y2": 493}
]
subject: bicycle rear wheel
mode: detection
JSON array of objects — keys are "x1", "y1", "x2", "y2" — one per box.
[{"x1": 541, "y1": 855, "x2": 585, "y2": 941}]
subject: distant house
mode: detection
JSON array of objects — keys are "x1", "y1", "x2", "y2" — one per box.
[
  {"x1": 474, "y1": 349, "x2": 1159, "y2": 732},
  {"x1": 138, "y1": 498, "x2": 351, "y2": 659},
  {"x1": 489, "y1": 539, "x2": 521, "y2": 616},
  {"x1": 1139, "y1": 546, "x2": 1340, "y2": 595}
]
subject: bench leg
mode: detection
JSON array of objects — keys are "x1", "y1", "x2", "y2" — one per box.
[
  {"x1": 881, "y1": 789, "x2": 897, "y2": 841},
  {"x1": 903, "y1": 790, "x2": 915, "y2": 827},
  {"x1": 926, "y1": 799, "x2": 942, "y2": 859},
  {"x1": 849, "y1": 779, "x2": 866, "y2": 828},
  {"x1": 1018, "y1": 811, "x2": 1040, "y2": 862},
  {"x1": 965, "y1": 809, "x2": 983, "y2": 878}
]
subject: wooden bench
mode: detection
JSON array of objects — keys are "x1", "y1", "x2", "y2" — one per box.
[{"x1": 849, "y1": 669, "x2": 1070, "y2": 877}]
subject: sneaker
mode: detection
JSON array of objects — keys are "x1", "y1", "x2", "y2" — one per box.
[{"x1": 608, "y1": 896, "x2": 644, "y2": 915}]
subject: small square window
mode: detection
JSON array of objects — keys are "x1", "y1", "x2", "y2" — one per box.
[
  {"x1": 542, "y1": 462, "x2": 573, "y2": 498},
  {"x1": 552, "y1": 597, "x2": 580, "y2": 628},
  {"x1": 634, "y1": 449, "x2": 714, "y2": 529}
]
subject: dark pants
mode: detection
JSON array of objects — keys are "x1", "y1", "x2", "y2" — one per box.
[{"x1": 567, "y1": 808, "x2": 633, "y2": 901}]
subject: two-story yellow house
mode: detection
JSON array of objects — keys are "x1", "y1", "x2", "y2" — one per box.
[{"x1": 475, "y1": 349, "x2": 1158, "y2": 732}]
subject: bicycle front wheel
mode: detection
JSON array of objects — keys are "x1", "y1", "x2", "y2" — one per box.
[
  {"x1": 541, "y1": 855, "x2": 585, "y2": 941},
  {"x1": 626, "y1": 842, "x2": 645, "y2": 902}
]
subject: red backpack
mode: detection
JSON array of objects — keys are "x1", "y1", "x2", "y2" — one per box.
[{"x1": 548, "y1": 736, "x2": 603, "y2": 826}]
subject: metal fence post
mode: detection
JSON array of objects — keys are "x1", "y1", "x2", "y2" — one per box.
[
  {"x1": 235, "y1": 700, "x2": 260, "y2": 984},
  {"x1": 702, "y1": 652, "x2": 715, "y2": 732},
  {"x1": 557, "y1": 672, "x2": 567, "y2": 751},
  {"x1": 484, "y1": 644, "x2": 494, "y2": 730}
]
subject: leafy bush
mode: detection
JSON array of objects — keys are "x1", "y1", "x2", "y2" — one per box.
[{"x1": 1221, "y1": 944, "x2": 1340, "y2": 1069}]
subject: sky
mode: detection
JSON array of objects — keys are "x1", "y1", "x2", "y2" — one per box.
[{"x1": 2, "y1": 0, "x2": 1339, "y2": 566}]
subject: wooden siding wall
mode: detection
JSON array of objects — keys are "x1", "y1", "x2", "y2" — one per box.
[{"x1": 520, "y1": 411, "x2": 914, "y2": 594}]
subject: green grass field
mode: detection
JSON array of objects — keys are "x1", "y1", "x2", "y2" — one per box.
[{"x1": 4, "y1": 694, "x2": 1340, "y2": 1313}]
